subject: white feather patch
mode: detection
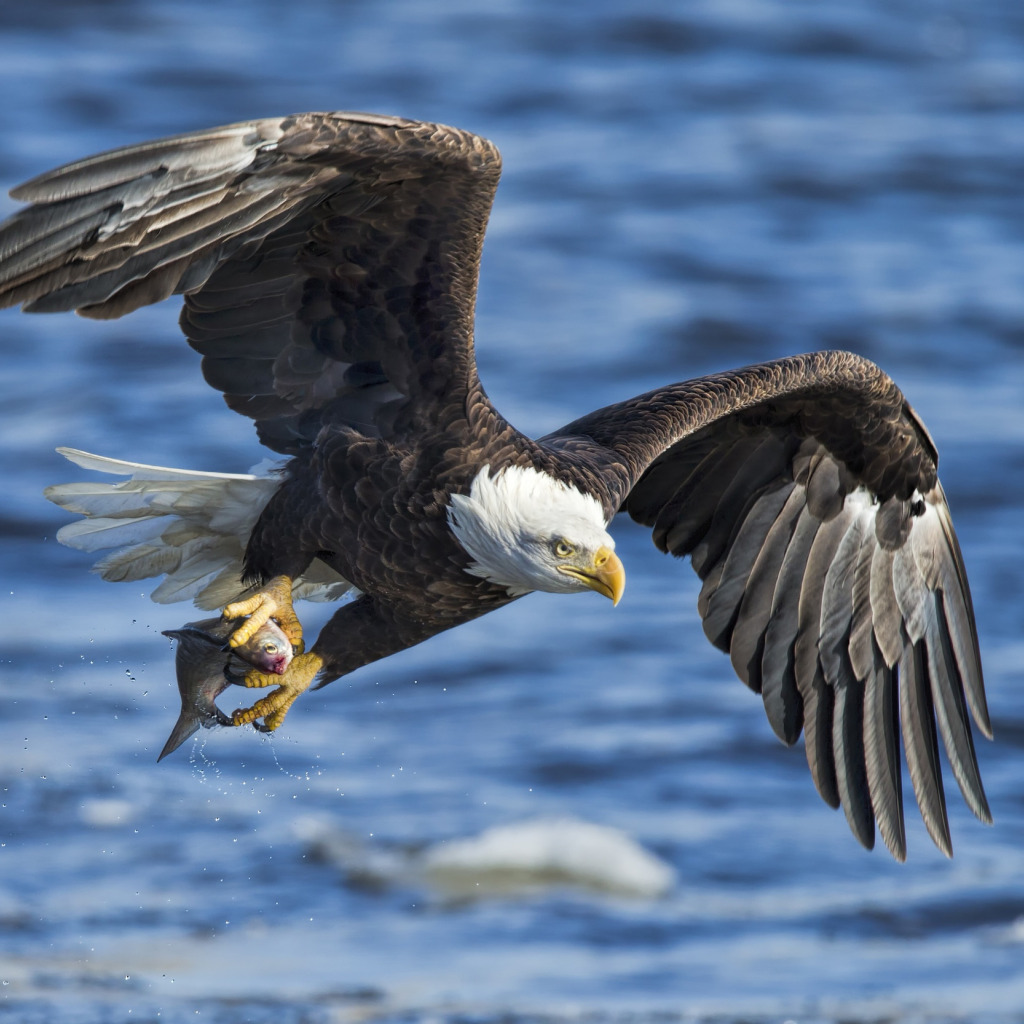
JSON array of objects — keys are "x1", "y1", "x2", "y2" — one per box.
[
  {"x1": 46, "y1": 447, "x2": 353, "y2": 609},
  {"x1": 447, "y1": 464, "x2": 611, "y2": 597}
]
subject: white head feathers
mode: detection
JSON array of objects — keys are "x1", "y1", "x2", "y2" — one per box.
[{"x1": 447, "y1": 464, "x2": 614, "y2": 597}]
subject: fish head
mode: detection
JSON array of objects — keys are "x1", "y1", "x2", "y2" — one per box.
[{"x1": 236, "y1": 617, "x2": 294, "y2": 675}]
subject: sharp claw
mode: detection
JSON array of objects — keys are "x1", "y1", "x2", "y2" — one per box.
[
  {"x1": 230, "y1": 652, "x2": 324, "y2": 732},
  {"x1": 226, "y1": 608, "x2": 272, "y2": 648},
  {"x1": 222, "y1": 575, "x2": 302, "y2": 650}
]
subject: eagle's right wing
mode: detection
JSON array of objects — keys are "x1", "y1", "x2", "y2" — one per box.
[{"x1": 0, "y1": 112, "x2": 502, "y2": 452}]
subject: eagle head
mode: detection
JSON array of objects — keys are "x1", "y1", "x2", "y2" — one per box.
[{"x1": 447, "y1": 464, "x2": 625, "y2": 603}]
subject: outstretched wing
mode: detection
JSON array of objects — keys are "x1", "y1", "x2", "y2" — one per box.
[
  {"x1": 547, "y1": 351, "x2": 991, "y2": 860},
  {"x1": 0, "y1": 112, "x2": 501, "y2": 452}
]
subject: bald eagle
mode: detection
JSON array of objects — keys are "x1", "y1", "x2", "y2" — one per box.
[{"x1": 0, "y1": 112, "x2": 991, "y2": 859}]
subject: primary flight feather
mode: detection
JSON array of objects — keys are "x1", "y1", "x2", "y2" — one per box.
[{"x1": 0, "y1": 111, "x2": 991, "y2": 859}]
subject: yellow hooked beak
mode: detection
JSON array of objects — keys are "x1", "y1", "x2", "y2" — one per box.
[{"x1": 558, "y1": 546, "x2": 626, "y2": 606}]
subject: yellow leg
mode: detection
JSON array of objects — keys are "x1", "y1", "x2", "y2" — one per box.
[
  {"x1": 231, "y1": 651, "x2": 324, "y2": 732},
  {"x1": 223, "y1": 575, "x2": 303, "y2": 651}
]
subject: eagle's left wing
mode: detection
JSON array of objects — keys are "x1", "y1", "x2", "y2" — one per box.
[{"x1": 545, "y1": 350, "x2": 990, "y2": 861}]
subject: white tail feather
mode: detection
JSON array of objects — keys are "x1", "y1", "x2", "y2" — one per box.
[{"x1": 46, "y1": 447, "x2": 353, "y2": 609}]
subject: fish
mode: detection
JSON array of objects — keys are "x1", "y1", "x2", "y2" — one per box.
[{"x1": 157, "y1": 616, "x2": 294, "y2": 761}]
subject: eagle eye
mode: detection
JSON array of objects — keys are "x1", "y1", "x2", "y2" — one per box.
[{"x1": 554, "y1": 540, "x2": 575, "y2": 558}]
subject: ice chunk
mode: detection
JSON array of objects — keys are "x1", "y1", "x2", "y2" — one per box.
[{"x1": 422, "y1": 817, "x2": 675, "y2": 898}]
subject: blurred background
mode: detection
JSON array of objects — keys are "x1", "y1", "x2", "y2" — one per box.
[{"x1": 1, "y1": 1, "x2": 1023, "y2": 1022}]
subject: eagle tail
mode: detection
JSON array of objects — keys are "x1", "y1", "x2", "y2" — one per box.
[{"x1": 44, "y1": 447, "x2": 352, "y2": 608}]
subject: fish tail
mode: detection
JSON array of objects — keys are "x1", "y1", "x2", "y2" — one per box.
[{"x1": 157, "y1": 712, "x2": 205, "y2": 761}]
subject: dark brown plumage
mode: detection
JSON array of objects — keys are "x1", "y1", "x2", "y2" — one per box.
[{"x1": 0, "y1": 112, "x2": 991, "y2": 858}]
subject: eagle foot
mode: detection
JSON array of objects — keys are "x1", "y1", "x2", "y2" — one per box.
[
  {"x1": 223, "y1": 575, "x2": 303, "y2": 653},
  {"x1": 231, "y1": 651, "x2": 324, "y2": 732}
]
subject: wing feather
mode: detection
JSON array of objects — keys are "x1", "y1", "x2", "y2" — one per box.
[
  {"x1": 9, "y1": 124, "x2": 281, "y2": 203},
  {"x1": 703, "y1": 482, "x2": 793, "y2": 656},
  {"x1": 801, "y1": 661, "x2": 840, "y2": 811},
  {"x1": 655, "y1": 436, "x2": 764, "y2": 555},
  {"x1": 0, "y1": 112, "x2": 503, "y2": 452},
  {"x1": 548, "y1": 351, "x2": 990, "y2": 858},
  {"x1": 760, "y1": 507, "x2": 819, "y2": 745},
  {"x1": 900, "y1": 641, "x2": 953, "y2": 856},
  {"x1": 685, "y1": 438, "x2": 793, "y2": 576},
  {"x1": 869, "y1": 545, "x2": 903, "y2": 668},
  {"x1": 832, "y1": 667, "x2": 875, "y2": 850},
  {"x1": 794, "y1": 502, "x2": 858, "y2": 810},
  {"x1": 921, "y1": 489, "x2": 991, "y2": 736},
  {"x1": 924, "y1": 595, "x2": 991, "y2": 823},
  {"x1": 729, "y1": 483, "x2": 804, "y2": 692},
  {"x1": 863, "y1": 657, "x2": 906, "y2": 860}
]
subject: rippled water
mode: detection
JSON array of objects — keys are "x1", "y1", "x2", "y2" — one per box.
[{"x1": 2, "y1": 2, "x2": 1024, "y2": 1022}]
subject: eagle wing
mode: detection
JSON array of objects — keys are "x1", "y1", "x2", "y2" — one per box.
[
  {"x1": 546, "y1": 350, "x2": 991, "y2": 860},
  {"x1": 0, "y1": 112, "x2": 501, "y2": 452}
]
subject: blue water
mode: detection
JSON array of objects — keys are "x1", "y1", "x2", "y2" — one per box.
[{"x1": 2, "y1": 2, "x2": 1024, "y2": 1021}]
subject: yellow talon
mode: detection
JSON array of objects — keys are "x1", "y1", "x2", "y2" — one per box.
[
  {"x1": 223, "y1": 575, "x2": 302, "y2": 651},
  {"x1": 231, "y1": 651, "x2": 324, "y2": 732}
]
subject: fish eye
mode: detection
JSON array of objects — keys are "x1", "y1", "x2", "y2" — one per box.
[
  {"x1": 263, "y1": 642, "x2": 279, "y2": 654},
  {"x1": 554, "y1": 540, "x2": 574, "y2": 558}
]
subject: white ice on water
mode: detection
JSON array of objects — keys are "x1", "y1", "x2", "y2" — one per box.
[{"x1": 295, "y1": 815, "x2": 676, "y2": 899}]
